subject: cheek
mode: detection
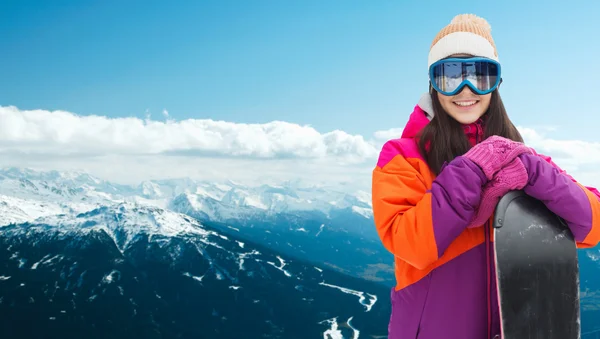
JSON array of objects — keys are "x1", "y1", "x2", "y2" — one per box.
[
  {"x1": 481, "y1": 96, "x2": 492, "y2": 111},
  {"x1": 437, "y1": 95, "x2": 454, "y2": 111}
]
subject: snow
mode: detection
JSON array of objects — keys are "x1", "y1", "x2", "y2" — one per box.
[
  {"x1": 320, "y1": 317, "x2": 343, "y2": 339},
  {"x1": 319, "y1": 281, "x2": 377, "y2": 312},
  {"x1": 267, "y1": 256, "x2": 292, "y2": 277},
  {"x1": 244, "y1": 195, "x2": 268, "y2": 209},
  {"x1": 347, "y1": 317, "x2": 360, "y2": 339},
  {"x1": 213, "y1": 183, "x2": 233, "y2": 192},
  {"x1": 124, "y1": 195, "x2": 167, "y2": 209},
  {"x1": 236, "y1": 249, "x2": 261, "y2": 271},
  {"x1": 141, "y1": 181, "x2": 163, "y2": 198},
  {"x1": 163, "y1": 177, "x2": 374, "y2": 220},
  {"x1": 316, "y1": 224, "x2": 325, "y2": 237},
  {"x1": 351, "y1": 206, "x2": 373, "y2": 218},
  {"x1": 353, "y1": 190, "x2": 372, "y2": 206},
  {"x1": 0, "y1": 195, "x2": 65, "y2": 227},
  {"x1": 194, "y1": 186, "x2": 222, "y2": 201},
  {"x1": 183, "y1": 272, "x2": 204, "y2": 282},
  {"x1": 0, "y1": 168, "x2": 374, "y2": 242},
  {"x1": 30, "y1": 201, "x2": 211, "y2": 253},
  {"x1": 102, "y1": 270, "x2": 120, "y2": 284},
  {"x1": 30, "y1": 254, "x2": 62, "y2": 269}
]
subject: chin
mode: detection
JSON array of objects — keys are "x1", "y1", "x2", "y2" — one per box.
[{"x1": 450, "y1": 112, "x2": 485, "y2": 125}]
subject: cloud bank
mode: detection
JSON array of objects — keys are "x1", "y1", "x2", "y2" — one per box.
[
  {"x1": 0, "y1": 106, "x2": 379, "y2": 161},
  {"x1": 1, "y1": 105, "x2": 598, "y2": 190}
]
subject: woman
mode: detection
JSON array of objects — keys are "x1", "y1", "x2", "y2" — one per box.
[{"x1": 371, "y1": 13, "x2": 600, "y2": 339}]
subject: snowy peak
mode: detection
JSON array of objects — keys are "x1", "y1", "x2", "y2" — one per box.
[
  {"x1": 0, "y1": 194, "x2": 65, "y2": 226},
  {"x1": 31, "y1": 202, "x2": 210, "y2": 252},
  {"x1": 0, "y1": 167, "x2": 374, "y2": 224},
  {"x1": 221, "y1": 188, "x2": 269, "y2": 210},
  {"x1": 0, "y1": 176, "x2": 77, "y2": 199},
  {"x1": 0, "y1": 168, "x2": 126, "y2": 207},
  {"x1": 139, "y1": 181, "x2": 163, "y2": 198},
  {"x1": 0, "y1": 167, "x2": 104, "y2": 187}
]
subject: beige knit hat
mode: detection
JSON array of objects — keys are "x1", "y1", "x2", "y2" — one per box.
[{"x1": 428, "y1": 14, "x2": 499, "y2": 68}]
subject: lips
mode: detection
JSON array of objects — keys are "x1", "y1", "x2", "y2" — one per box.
[{"x1": 453, "y1": 100, "x2": 478, "y2": 107}]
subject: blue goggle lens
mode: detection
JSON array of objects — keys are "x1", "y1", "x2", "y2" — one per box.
[{"x1": 429, "y1": 58, "x2": 501, "y2": 95}]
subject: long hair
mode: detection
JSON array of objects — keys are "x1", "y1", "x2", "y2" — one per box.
[{"x1": 417, "y1": 86, "x2": 523, "y2": 175}]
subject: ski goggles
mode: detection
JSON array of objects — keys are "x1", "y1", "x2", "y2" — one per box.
[{"x1": 429, "y1": 57, "x2": 501, "y2": 96}]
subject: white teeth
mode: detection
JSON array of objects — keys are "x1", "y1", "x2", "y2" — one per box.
[{"x1": 454, "y1": 101, "x2": 477, "y2": 107}]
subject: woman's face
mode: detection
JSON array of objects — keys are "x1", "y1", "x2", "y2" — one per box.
[
  {"x1": 434, "y1": 53, "x2": 492, "y2": 124},
  {"x1": 437, "y1": 85, "x2": 491, "y2": 125}
]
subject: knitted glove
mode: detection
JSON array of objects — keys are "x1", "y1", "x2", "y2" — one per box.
[
  {"x1": 467, "y1": 156, "x2": 529, "y2": 228},
  {"x1": 463, "y1": 135, "x2": 533, "y2": 180}
]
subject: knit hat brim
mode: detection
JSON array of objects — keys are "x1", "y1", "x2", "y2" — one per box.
[{"x1": 428, "y1": 31, "x2": 499, "y2": 68}]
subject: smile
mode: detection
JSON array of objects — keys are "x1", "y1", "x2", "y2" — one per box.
[{"x1": 453, "y1": 100, "x2": 478, "y2": 107}]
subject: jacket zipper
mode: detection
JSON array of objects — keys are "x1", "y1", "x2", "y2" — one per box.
[{"x1": 475, "y1": 121, "x2": 492, "y2": 339}]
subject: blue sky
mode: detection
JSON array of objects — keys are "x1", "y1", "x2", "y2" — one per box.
[
  {"x1": 1, "y1": 1, "x2": 600, "y2": 189},
  {"x1": 2, "y1": 0, "x2": 599, "y2": 139}
]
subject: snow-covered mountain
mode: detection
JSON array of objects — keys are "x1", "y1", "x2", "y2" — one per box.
[
  {"x1": 0, "y1": 167, "x2": 393, "y2": 286},
  {"x1": 0, "y1": 167, "x2": 373, "y2": 222},
  {"x1": 0, "y1": 202, "x2": 390, "y2": 338}
]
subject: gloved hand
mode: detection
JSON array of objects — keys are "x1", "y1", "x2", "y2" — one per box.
[
  {"x1": 463, "y1": 135, "x2": 533, "y2": 180},
  {"x1": 467, "y1": 156, "x2": 529, "y2": 228}
]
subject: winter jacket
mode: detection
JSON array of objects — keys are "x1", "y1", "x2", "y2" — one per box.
[{"x1": 371, "y1": 95, "x2": 600, "y2": 339}]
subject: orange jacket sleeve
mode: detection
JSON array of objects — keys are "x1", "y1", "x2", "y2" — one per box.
[{"x1": 372, "y1": 139, "x2": 488, "y2": 270}]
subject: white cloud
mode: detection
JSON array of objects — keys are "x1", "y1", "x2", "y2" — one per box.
[
  {"x1": 0, "y1": 106, "x2": 380, "y2": 191},
  {"x1": 1, "y1": 105, "x2": 599, "y2": 191},
  {"x1": 0, "y1": 106, "x2": 379, "y2": 161}
]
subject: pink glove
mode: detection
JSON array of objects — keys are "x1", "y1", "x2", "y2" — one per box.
[
  {"x1": 463, "y1": 135, "x2": 533, "y2": 180},
  {"x1": 467, "y1": 157, "x2": 529, "y2": 228}
]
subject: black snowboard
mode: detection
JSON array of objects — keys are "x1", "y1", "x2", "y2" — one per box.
[{"x1": 493, "y1": 190, "x2": 580, "y2": 339}]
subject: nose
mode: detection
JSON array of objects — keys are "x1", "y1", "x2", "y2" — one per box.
[{"x1": 457, "y1": 85, "x2": 475, "y2": 95}]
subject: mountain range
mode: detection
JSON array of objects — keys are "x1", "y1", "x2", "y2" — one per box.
[
  {"x1": 0, "y1": 167, "x2": 393, "y2": 286},
  {"x1": 0, "y1": 202, "x2": 389, "y2": 338},
  {"x1": 0, "y1": 167, "x2": 599, "y2": 338}
]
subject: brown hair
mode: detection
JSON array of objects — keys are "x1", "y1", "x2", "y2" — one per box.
[{"x1": 417, "y1": 87, "x2": 523, "y2": 175}]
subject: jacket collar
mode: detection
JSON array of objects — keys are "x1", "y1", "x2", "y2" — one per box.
[{"x1": 463, "y1": 118, "x2": 485, "y2": 146}]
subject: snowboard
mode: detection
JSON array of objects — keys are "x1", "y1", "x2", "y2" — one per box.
[{"x1": 493, "y1": 190, "x2": 580, "y2": 339}]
